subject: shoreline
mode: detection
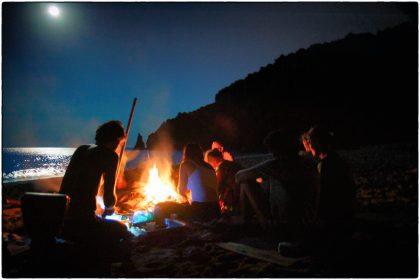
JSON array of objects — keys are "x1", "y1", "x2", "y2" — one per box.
[
  {"x1": 3, "y1": 177, "x2": 63, "y2": 200},
  {"x1": 3, "y1": 176, "x2": 63, "y2": 186},
  {"x1": 2, "y1": 142, "x2": 418, "y2": 277}
]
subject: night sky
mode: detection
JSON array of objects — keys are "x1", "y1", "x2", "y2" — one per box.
[{"x1": 2, "y1": 2, "x2": 411, "y2": 148}]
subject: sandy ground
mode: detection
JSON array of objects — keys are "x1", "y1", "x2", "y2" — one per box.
[{"x1": 2, "y1": 142, "x2": 418, "y2": 277}]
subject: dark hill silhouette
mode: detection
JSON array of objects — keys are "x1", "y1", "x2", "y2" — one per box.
[{"x1": 147, "y1": 22, "x2": 418, "y2": 152}]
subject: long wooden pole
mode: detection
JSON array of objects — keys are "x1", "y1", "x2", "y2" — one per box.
[{"x1": 117, "y1": 97, "x2": 138, "y2": 179}]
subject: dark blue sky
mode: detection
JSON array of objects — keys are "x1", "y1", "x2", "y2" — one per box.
[{"x1": 2, "y1": 2, "x2": 411, "y2": 147}]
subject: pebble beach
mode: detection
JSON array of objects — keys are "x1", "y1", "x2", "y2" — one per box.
[{"x1": 2, "y1": 143, "x2": 417, "y2": 277}]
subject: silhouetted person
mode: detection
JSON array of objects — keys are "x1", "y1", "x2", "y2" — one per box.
[
  {"x1": 305, "y1": 125, "x2": 356, "y2": 235},
  {"x1": 235, "y1": 129, "x2": 319, "y2": 242},
  {"x1": 206, "y1": 148, "x2": 243, "y2": 214},
  {"x1": 153, "y1": 143, "x2": 220, "y2": 222},
  {"x1": 59, "y1": 120, "x2": 130, "y2": 258}
]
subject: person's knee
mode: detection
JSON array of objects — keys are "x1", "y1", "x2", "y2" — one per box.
[
  {"x1": 99, "y1": 219, "x2": 130, "y2": 241},
  {"x1": 240, "y1": 182, "x2": 255, "y2": 197}
]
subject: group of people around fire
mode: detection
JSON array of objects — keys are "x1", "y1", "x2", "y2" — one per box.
[{"x1": 59, "y1": 120, "x2": 355, "y2": 257}]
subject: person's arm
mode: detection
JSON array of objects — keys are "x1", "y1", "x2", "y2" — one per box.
[
  {"x1": 223, "y1": 151, "x2": 234, "y2": 161},
  {"x1": 235, "y1": 159, "x2": 274, "y2": 184},
  {"x1": 177, "y1": 161, "x2": 190, "y2": 199},
  {"x1": 102, "y1": 152, "x2": 119, "y2": 216},
  {"x1": 235, "y1": 167, "x2": 260, "y2": 184}
]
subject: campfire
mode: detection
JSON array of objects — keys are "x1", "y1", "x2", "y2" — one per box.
[
  {"x1": 140, "y1": 163, "x2": 184, "y2": 211},
  {"x1": 96, "y1": 157, "x2": 186, "y2": 231}
]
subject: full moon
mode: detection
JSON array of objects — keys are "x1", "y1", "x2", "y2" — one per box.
[{"x1": 48, "y1": 6, "x2": 60, "y2": 17}]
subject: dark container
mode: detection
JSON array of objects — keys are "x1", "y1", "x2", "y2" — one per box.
[{"x1": 21, "y1": 192, "x2": 69, "y2": 247}]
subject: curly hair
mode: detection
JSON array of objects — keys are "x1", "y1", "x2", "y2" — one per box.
[
  {"x1": 95, "y1": 120, "x2": 125, "y2": 145},
  {"x1": 206, "y1": 148, "x2": 223, "y2": 160},
  {"x1": 307, "y1": 124, "x2": 335, "y2": 154}
]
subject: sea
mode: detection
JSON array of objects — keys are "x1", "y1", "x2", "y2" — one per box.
[{"x1": 2, "y1": 148, "x2": 183, "y2": 184}]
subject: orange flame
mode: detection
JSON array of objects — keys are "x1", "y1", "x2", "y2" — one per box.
[
  {"x1": 98, "y1": 156, "x2": 186, "y2": 216},
  {"x1": 142, "y1": 164, "x2": 182, "y2": 209},
  {"x1": 134, "y1": 160, "x2": 186, "y2": 212}
]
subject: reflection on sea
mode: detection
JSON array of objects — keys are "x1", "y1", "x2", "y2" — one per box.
[
  {"x1": 2, "y1": 148, "x2": 76, "y2": 183},
  {"x1": 2, "y1": 148, "x2": 183, "y2": 183}
]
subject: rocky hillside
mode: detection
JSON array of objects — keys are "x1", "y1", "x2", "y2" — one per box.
[{"x1": 147, "y1": 22, "x2": 417, "y2": 152}]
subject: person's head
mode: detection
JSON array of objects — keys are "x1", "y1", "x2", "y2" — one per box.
[
  {"x1": 264, "y1": 129, "x2": 300, "y2": 158},
  {"x1": 183, "y1": 143, "x2": 204, "y2": 164},
  {"x1": 306, "y1": 124, "x2": 334, "y2": 158},
  {"x1": 211, "y1": 141, "x2": 224, "y2": 152},
  {"x1": 300, "y1": 131, "x2": 311, "y2": 153},
  {"x1": 95, "y1": 120, "x2": 126, "y2": 151},
  {"x1": 206, "y1": 148, "x2": 224, "y2": 170}
]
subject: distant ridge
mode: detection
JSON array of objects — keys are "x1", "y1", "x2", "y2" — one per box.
[{"x1": 147, "y1": 22, "x2": 418, "y2": 152}]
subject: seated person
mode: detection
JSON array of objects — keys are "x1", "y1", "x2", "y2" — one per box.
[
  {"x1": 305, "y1": 125, "x2": 356, "y2": 238},
  {"x1": 235, "y1": 129, "x2": 319, "y2": 242},
  {"x1": 153, "y1": 143, "x2": 220, "y2": 222},
  {"x1": 59, "y1": 121, "x2": 130, "y2": 253},
  {"x1": 206, "y1": 148, "x2": 243, "y2": 214}
]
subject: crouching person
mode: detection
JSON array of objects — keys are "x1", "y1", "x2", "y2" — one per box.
[
  {"x1": 59, "y1": 120, "x2": 131, "y2": 261},
  {"x1": 206, "y1": 148, "x2": 243, "y2": 215},
  {"x1": 235, "y1": 129, "x2": 319, "y2": 252}
]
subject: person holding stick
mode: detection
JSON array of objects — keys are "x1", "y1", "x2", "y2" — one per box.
[{"x1": 59, "y1": 120, "x2": 130, "y2": 257}]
